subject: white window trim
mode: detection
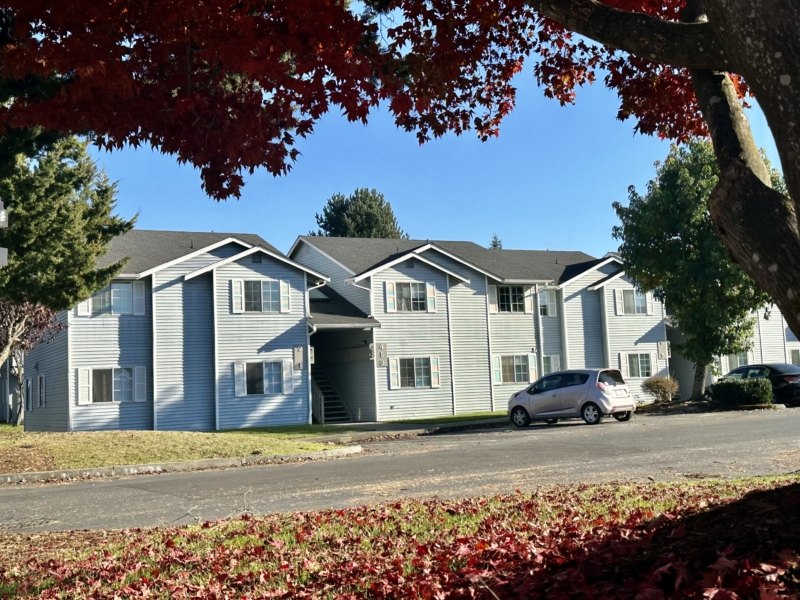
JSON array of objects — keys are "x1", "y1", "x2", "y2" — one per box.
[
  {"x1": 621, "y1": 352, "x2": 655, "y2": 379},
  {"x1": 490, "y1": 284, "x2": 532, "y2": 314},
  {"x1": 233, "y1": 361, "x2": 289, "y2": 397},
  {"x1": 74, "y1": 367, "x2": 148, "y2": 404},
  {"x1": 615, "y1": 289, "x2": 653, "y2": 316},
  {"x1": 235, "y1": 279, "x2": 288, "y2": 314},
  {"x1": 388, "y1": 356, "x2": 440, "y2": 389},
  {"x1": 111, "y1": 282, "x2": 134, "y2": 315},
  {"x1": 492, "y1": 354, "x2": 535, "y2": 384},
  {"x1": 389, "y1": 281, "x2": 435, "y2": 314}
]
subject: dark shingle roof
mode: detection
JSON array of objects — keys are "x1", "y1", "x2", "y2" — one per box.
[
  {"x1": 296, "y1": 236, "x2": 597, "y2": 283},
  {"x1": 99, "y1": 230, "x2": 280, "y2": 274},
  {"x1": 309, "y1": 285, "x2": 380, "y2": 328}
]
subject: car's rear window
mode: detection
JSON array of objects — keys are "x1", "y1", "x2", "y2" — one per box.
[
  {"x1": 768, "y1": 364, "x2": 800, "y2": 375},
  {"x1": 599, "y1": 370, "x2": 625, "y2": 385}
]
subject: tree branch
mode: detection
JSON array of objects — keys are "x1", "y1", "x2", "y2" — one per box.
[{"x1": 526, "y1": 0, "x2": 733, "y2": 71}]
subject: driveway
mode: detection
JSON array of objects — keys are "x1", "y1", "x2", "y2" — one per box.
[{"x1": 2, "y1": 410, "x2": 800, "y2": 533}]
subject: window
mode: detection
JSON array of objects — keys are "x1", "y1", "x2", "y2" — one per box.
[
  {"x1": 91, "y1": 287, "x2": 111, "y2": 315},
  {"x1": 111, "y1": 283, "x2": 133, "y2": 314},
  {"x1": 500, "y1": 355, "x2": 529, "y2": 383},
  {"x1": 396, "y1": 282, "x2": 427, "y2": 312},
  {"x1": 538, "y1": 290, "x2": 557, "y2": 317},
  {"x1": 792, "y1": 349, "x2": 800, "y2": 366},
  {"x1": 744, "y1": 366, "x2": 769, "y2": 379},
  {"x1": 390, "y1": 357, "x2": 440, "y2": 389},
  {"x1": 113, "y1": 368, "x2": 133, "y2": 402},
  {"x1": 535, "y1": 374, "x2": 564, "y2": 393},
  {"x1": 627, "y1": 353, "x2": 652, "y2": 378},
  {"x1": 25, "y1": 378, "x2": 32, "y2": 412},
  {"x1": 728, "y1": 352, "x2": 749, "y2": 369},
  {"x1": 243, "y1": 280, "x2": 280, "y2": 312},
  {"x1": 234, "y1": 361, "x2": 284, "y2": 396},
  {"x1": 92, "y1": 369, "x2": 113, "y2": 402},
  {"x1": 498, "y1": 286, "x2": 525, "y2": 313},
  {"x1": 79, "y1": 367, "x2": 145, "y2": 403},
  {"x1": 37, "y1": 374, "x2": 45, "y2": 408},
  {"x1": 725, "y1": 368, "x2": 748, "y2": 380},
  {"x1": 542, "y1": 355, "x2": 561, "y2": 375},
  {"x1": 617, "y1": 290, "x2": 649, "y2": 315},
  {"x1": 599, "y1": 370, "x2": 625, "y2": 385},
  {"x1": 79, "y1": 281, "x2": 145, "y2": 316},
  {"x1": 562, "y1": 373, "x2": 590, "y2": 387}
]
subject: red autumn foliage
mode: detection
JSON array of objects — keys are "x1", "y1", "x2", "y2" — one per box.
[
  {"x1": 3, "y1": 480, "x2": 799, "y2": 598},
  {"x1": 0, "y1": 1, "x2": 749, "y2": 199}
]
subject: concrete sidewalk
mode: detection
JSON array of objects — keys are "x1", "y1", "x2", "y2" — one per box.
[{"x1": 301, "y1": 416, "x2": 510, "y2": 443}]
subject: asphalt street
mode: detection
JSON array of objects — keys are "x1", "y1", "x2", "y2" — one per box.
[{"x1": 2, "y1": 410, "x2": 800, "y2": 533}]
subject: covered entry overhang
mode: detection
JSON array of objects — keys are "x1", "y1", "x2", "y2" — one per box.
[{"x1": 307, "y1": 286, "x2": 380, "y2": 424}]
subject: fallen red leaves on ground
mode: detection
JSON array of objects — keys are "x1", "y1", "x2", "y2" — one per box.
[{"x1": 3, "y1": 478, "x2": 800, "y2": 598}]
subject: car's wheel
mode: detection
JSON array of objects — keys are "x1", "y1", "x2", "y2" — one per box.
[
  {"x1": 581, "y1": 403, "x2": 604, "y2": 425},
  {"x1": 544, "y1": 418, "x2": 559, "y2": 425},
  {"x1": 613, "y1": 411, "x2": 632, "y2": 422},
  {"x1": 510, "y1": 406, "x2": 531, "y2": 428}
]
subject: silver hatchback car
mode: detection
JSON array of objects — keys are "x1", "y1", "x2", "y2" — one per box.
[{"x1": 508, "y1": 368, "x2": 635, "y2": 427}]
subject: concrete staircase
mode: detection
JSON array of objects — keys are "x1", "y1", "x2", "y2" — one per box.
[{"x1": 311, "y1": 365, "x2": 353, "y2": 424}]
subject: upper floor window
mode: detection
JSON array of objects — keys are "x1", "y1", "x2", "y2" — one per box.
[
  {"x1": 231, "y1": 279, "x2": 290, "y2": 314},
  {"x1": 77, "y1": 281, "x2": 146, "y2": 316},
  {"x1": 385, "y1": 281, "x2": 436, "y2": 313},
  {"x1": 539, "y1": 290, "x2": 557, "y2": 317},
  {"x1": 615, "y1": 289, "x2": 650, "y2": 315},
  {"x1": 498, "y1": 286, "x2": 524, "y2": 313}
]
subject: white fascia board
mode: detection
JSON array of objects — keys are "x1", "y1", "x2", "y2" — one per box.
[
  {"x1": 289, "y1": 238, "x2": 356, "y2": 275},
  {"x1": 556, "y1": 256, "x2": 622, "y2": 290},
  {"x1": 136, "y1": 237, "x2": 253, "y2": 279},
  {"x1": 184, "y1": 246, "x2": 331, "y2": 281},
  {"x1": 115, "y1": 273, "x2": 141, "y2": 279},
  {"x1": 502, "y1": 279, "x2": 554, "y2": 284},
  {"x1": 587, "y1": 270, "x2": 628, "y2": 291},
  {"x1": 313, "y1": 323, "x2": 381, "y2": 330},
  {"x1": 348, "y1": 252, "x2": 469, "y2": 284}
]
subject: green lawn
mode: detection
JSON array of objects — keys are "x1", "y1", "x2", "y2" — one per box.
[
  {"x1": 0, "y1": 423, "x2": 361, "y2": 473},
  {"x1": 389, "y1": 410, "x2": 508, "y2": 425}
]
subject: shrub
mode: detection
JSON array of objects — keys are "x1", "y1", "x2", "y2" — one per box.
[
  {"x1": 641, "y1": 376, "x2": 680, "y2": 404},
  {"x1": 708, "y1": 378, "x2": 773, "y2": 407}
]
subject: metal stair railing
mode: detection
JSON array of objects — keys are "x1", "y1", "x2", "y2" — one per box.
[{"x1": 312, "y1": 365, "x2": 354, "y2": 422}]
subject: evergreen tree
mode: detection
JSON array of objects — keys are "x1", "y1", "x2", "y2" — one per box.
[
  {"x1": 489, "y1": 233, "x2": 502, "y2": 250},
  {"x1": 311, "y1": 189, "x2": 408, "y2": 238},
  {"x1": 0, "y1": 137, "x2": 135, "y2": 371},
  {"x1": 613, "y1": 140, "x2": 777, "y2": 399}
]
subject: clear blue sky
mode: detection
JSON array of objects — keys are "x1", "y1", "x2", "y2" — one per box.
[{"x1": 90, "y1": 72, "x2": 779, "y2": 259}]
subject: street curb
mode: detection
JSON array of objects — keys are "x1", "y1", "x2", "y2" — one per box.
[
  {"x1": 0, "y1": 445, "x2": 363, "y2": 485},
  {"x1": 302, "y1": 418, "x2": 511, "y2": 444}
]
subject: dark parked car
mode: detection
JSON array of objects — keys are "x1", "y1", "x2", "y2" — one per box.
[{"x1": 716, "y1": 363, "x2": 800, "y2": 405}]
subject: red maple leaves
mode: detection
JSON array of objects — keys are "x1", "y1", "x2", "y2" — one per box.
[{"x1": 0, "y1": 1, "x2": 750, "y2": 198}]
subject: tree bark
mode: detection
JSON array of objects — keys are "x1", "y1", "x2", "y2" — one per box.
[{"x1": 691, "y1": 361, "x2": 708, "y2": 400}]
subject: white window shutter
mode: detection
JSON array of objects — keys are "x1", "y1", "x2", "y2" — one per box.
[
  {"x1": 747, "y1": 349, "x2": 755, "y2": 364},
  {"x1": 615, "y1": 290, "x2": 624, "y2": 315},
  {"x1": 77, "y1": 369, "x2": 91, "y2": 405},
  {"x1": 524, "y1": 286, "x2": 533, "y2": 314},
  {"x1": 492, "y1": 355, "x2": 501, "y2": 384},
  {"x1": 234, "y1": 362, "x2": 246, "y2": 397},
  {"x1": 280, "y1": 280, "x2": 291, "y2": 313},
  {"x1": 282, "y1": 360, "x2": 293, "y2": 394},
  {"x1": 619, "y1": 353, "x2": 629, "y2": 378},
  {"x1": 528, "y1": 354, "x2": 537, "y2": 383},
  {"x1": 389, "y1": 358, "x2": 400, "y2": 389},
  {"x1": 646, "y1": 292, "x2": 654, "y2": 316},
  {"x1": 385, "y1": 281, "x2": 396, "y2": 313},
  {"x1": 39, "y1": 375, "x2": 46, "y2": 407},
  {"x1": 76, "y1": 299, "x2": 91, "y2": 316},
  {"x1": 134, "y1": 367, "x2": 147, "y2": 402},
  {"x1": 426, "y1": 283, "x2": 436, "y2": 312},
  {"x1": 232, "y1": 280, "x2": 244, "y2": 314},
  {"x1": 548, "y1": 291, "x2": 558, "y2": 318},
  {"x1": 650, "y1": 353, "x2": 657, "y2": 378},
  {"x1": 488, "y1": 285, "x2": 498, "y2": 314},
  {"x1": 430, "y1": 357, "x2": 441, "y2": 388},
  {"x1": 551, "y1": 355, "x2": 561, "y2": 372},
  {"x1": 133, "y1": 281, "x2": 146, "y2": 315}
]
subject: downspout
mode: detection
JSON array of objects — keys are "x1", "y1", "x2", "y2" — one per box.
[
  {"x1": 484, "y1": 276, "x2": 495, "y2": 411},
  {"x1": 534, "y1": 284, "x2": 544, "y2": 378},
  {"x1": 212, "y1": 269, "x2": 219, "y2": 430},
  {"x1": 350, "y1": 277, "x2": 380, "y2": 421},
  {"x1": 559, "y1": 288, "x2": 570, "y2": 369}
]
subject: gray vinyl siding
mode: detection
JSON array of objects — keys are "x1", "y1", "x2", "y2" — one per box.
[
  {"x1": 373, "y1": 261, "x2": 452, "y2": 420},
  {"x1": 24, "y1": 312, "x2": 69, "y2": 432},
  {"x1": 539, "y1": 290, "x2": 564, "y2": 368},
  {"x1": 154, "y1": 244, "x2": 245, "y2": 431},
  {"x1": 292, "y1": 242, "x2": 371, "y2": 315},
  {"x1": 488, "y1": 278, "x2": 538, "y2": 394},
  {"x1": 755, "y1": 306, "x2": 787, "y2": 362},
  {"x1": 216, "y1": 258, "x2": 309, "y2": 429},
  {"x1": 563, "y1": 282, "x2": 605, "y2": 370},
  {"x1": 314, "y1": 329, "x2": 376, "y2": 422},
  {"x1": 604, "y1": 276, "x2": 668, "y2": 401},
  {"x1": 420, "y1": 251, "x2": 492, "y2": 414},
  {"x1": 70, "y1": 277, "x2": 154, "y2": 431}
]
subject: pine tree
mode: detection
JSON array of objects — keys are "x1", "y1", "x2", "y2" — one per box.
[
  {"x1": 489, "y1": 234, "x2": 502, "y2": 250},
  {"x1": 0, "y1": 137, "x2": 135, "y2": 371},
  {"x1": 311, "y1": 189, "x2": 408, "y2": 239}
]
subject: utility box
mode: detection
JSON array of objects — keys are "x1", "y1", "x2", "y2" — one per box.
[{"x1": 293, "y1": 345, "x2": 304, "y2": 371}]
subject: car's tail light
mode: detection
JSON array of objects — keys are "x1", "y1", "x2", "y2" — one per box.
[
  {"x1": 596, "y1": 382, "x2": 607, "y2": 391},
  {"x1": 784, "y1": 376, "x2": 800, "y2": 384}
]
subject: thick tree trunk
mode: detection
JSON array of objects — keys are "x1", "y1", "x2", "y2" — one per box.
[{"x1": 691, "y1": 361, "x2": 708, "y2": 400}]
